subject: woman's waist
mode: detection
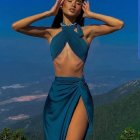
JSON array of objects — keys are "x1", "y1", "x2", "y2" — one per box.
[
  {"x1": 54, "y1": 70, "x2": 84, "y2": 78},
  {"x1": 54, "y1": 74, "x2": 86, "y2": 83},
  {"x1": 53, "y1": 60, "x2": 84, "y2": 70},
  {"x1": 53, "y1": 64, "x2": 84, "y2": 74}
]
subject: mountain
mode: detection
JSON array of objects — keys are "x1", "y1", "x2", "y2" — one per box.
[
  {"x1": 94, "y1": 79, "x2": 140, "y2": 107},
  {"x1": 93, "y1": 90, "x2": 140, "y2": 140},
  {"x1": 3, "y1": 79, "x2": 139, "y2": 140}
]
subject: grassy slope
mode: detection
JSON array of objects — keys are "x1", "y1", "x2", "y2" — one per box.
[{"x1": 93, "y1": 90, "x2": 140, "y2": 140}]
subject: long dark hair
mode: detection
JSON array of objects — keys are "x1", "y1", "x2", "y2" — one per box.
[{"x1": 51, "y1": 0, "x2": 85, "y2": 28}]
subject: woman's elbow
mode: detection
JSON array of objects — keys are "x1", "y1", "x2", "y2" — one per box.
[
  {"x1": 11, "y1": 22, "x2": 22, "y2": 31},
  {"x1": 12, "y1": 23, "x2": 18, "y2": 30},
  {"x1": 116, "y1": 21, "x2": 125, "y2": 29}
]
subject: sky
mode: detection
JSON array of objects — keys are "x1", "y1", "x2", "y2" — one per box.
[
  {"x1": 0, "y1": 0, "x2": 137, "y2": 45},
  {"x1": 138, "y1": 1, "x2": 140, "y2": 58},
  {"x1": 0, "y1": 0, "x2": 139, "y2": 124},
  {"x1": 0, "y1": 0, "x2": 137, "y2": 44},
  {"x1": 0, "y1": 0, "x2": 139, "y2": 84}
]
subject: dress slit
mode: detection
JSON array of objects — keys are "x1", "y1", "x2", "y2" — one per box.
[
  {"x1": 43, "y1": 76, "x2": 94, "y2": 140},
  {"x1": 64, "y1": 95, "x2": 89, "y2": 140}
]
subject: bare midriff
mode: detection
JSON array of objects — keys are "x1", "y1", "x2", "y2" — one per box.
[{"x1": 53, "y1": 42, "x2": 84, "y2": 78}]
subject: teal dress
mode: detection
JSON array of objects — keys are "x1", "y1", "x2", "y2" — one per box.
[{"x1": 43, "y1": 22, "x2": 94, "y2": 140}]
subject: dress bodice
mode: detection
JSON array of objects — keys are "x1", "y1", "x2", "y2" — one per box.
[{"x1": 50, "y1": 22, "x2": 90, "y2": 63}]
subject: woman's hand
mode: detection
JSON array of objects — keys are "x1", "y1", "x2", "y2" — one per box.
[
  {"x1": 50, "y1": 0, "x2": 64, "y2": 16},
  {"x1": 82, "y1": 0, "x2": 92, "y2": 18}
]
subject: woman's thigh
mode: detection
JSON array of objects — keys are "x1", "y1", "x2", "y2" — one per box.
[{"x1": 65, "y1": 96, "x2": 88, "y2": 140}]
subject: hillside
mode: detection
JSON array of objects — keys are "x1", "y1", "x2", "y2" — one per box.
[
  {"x1": 3, "y1": 80, "x2": 140, "y2": 140},
  {"x1": 93, "y1": 90, "x2": 140, "y2": 140},
  {"x1": 94, "y1": 79, "x2": 140, "y2": 107}
]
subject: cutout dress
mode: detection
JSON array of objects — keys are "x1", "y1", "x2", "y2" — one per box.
[{"x1": 43, "y1": 22, "x2": 94, "y2": 140}]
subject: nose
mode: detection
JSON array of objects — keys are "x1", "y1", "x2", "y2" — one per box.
[{"x1": 71, "y1": 0, "x2": 76, "y2": 7}]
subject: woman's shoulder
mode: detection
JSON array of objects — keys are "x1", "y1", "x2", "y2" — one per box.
[{"x1": 80, "y1": 25, "x2": 93, "y2": 36}]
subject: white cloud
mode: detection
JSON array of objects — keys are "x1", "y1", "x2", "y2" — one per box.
[
  {"x1": 6, "y1": 114, "x2": 30, "y2": 121},
  {"x1": 0, "y1": 94, "x2": 47, "y2": 106},
  {"x1": 1, "y1": 84, "x2": 26, "y2": 90}
]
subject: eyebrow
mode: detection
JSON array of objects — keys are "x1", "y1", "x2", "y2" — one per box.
[
  {"x1": 69, "y1": 0, "x2": 82, "y2": 2},
  {"x1": 76, "y1": 0, "x2": 83, "y2": 3},
  {"x1": 68, "y1": 0, "x2": 83, "y2": 3}
]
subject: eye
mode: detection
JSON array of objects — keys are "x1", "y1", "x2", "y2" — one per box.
[
  {"x1": 77, "y1": 2, "x2": 82, "y2": 5},
  {"x1": 76, "y1": 0, "x2": 83, "y2": 5}
]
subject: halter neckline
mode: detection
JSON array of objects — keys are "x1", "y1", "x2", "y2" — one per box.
[{"x1": 60, "y1": 22, "x2": 77, "y2": 27}]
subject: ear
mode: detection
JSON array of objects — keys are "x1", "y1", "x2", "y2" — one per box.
[{"x1": 60, "y1": 5, "x2": 63, "y2": 9}]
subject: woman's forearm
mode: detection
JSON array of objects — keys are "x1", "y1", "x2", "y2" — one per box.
[
  {"x1": 88, "y1": 11, "x2": 124, "y2": 27},
  {"x1": 12, "y1": 10, "x2": 53, "y2": 30}
]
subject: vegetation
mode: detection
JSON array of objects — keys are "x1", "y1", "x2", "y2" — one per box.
[
  {"x1": 0, "y1": 128, "x2": 28, "y2": 140},
  {"x1": 1, "y1": 82, "x2": 139, "y2": 140},
  {"x1": 93, "y1": 90, "x2": 140, "y2": 140},
  {"x1": 120, "y1": 127, "x2": 140, "y2": 140},
  {"x1": 0, "y1": 126, "x2": 140, "y2": 140}
]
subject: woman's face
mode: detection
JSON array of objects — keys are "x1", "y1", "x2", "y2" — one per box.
[{"x1": 61, "y1": 0, "x2": 83, "y2": 18}]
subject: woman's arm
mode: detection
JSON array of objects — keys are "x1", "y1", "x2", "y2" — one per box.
[
  {"x1": 11, "y1": 0, "x2": 64, "y2": 39},
  {"x1": 87, "y1": 12, "x2": 124, "y2": 37},
  {"x1": 12, "y1": 11, "x2": 53, "y2": 39},
  {"x1": 82, "y1": 1, "x2": 124, "y2": 38}
]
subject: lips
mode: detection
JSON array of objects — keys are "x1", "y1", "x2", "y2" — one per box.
[{"x1": 69, "y1": 8, "x2": 75, "y2": 12}]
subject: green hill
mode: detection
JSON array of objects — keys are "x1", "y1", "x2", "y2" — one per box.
[
  {"x1": 93, "y1": 90, "x2": 140, "y2": 140},
  {"x1": 94, "y1": 79, "x2": 140, "y2": 108}
]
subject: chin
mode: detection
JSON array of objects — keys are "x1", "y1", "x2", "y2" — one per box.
[{"x1": 67, "y1": 11, "x2": 78, "y2": 17}]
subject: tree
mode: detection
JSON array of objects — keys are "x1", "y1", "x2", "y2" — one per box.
[
  {"x1": 0, "y1": 128, "x2": 28, "y2": 140},
  {"x1": 120, "y1": 127, "x2": 140, "y2": 140}
]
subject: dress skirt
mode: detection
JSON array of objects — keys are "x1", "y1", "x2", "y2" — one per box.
[{"x1": 43, "y1": 75, "x2": 94, "y2": 140}]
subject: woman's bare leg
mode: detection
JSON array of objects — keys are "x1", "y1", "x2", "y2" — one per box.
[{"x1": 65, "y1": 96, "x2": 88, "y2": 140}]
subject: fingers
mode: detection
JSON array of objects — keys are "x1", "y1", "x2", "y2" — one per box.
[
  {"x1": 56, "y1": 0, "x2": 64, "y2": 5},
  {"x1": 83, "y1": 0, "x2": 89, "y2": 6},
  {"x1": 82, "y1": 0, "x2": 90, "y2": 9},
  {"x1": 82, "y1": 2, "x2": 86, "y2": 7},
  {"x1": 60, "y1": 0, "x2": 64, "y2": 6},
  {"x1": 82, "y1": 2, "x2": 86, "y2": 9}
]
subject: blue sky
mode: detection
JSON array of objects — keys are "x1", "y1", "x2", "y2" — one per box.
[
  {"x1": 138, "y1": 1, "x2": 140, "y2": 58},
  {"x1": 0, "y1": 0, "x2": 137, "y2": 42},
  {"x1": 0, "y1": 0, "x2": 137, "y2": 45},
  {"x1": 0, "y1": 0, "x2": 139, "y2": 84}
]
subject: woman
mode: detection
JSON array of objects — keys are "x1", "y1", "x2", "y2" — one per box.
[{"x1": 12, "y1": 0, "x2": 124, "y2": 139}]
